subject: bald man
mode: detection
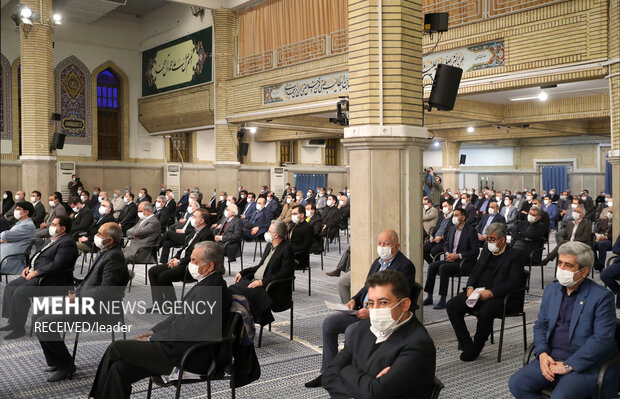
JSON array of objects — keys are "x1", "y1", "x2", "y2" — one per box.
[{"x1": 305, "y1": 229, "x2": 417, "y2": 388}]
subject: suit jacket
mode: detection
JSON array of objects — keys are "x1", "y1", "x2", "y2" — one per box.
[
  {"x1": 323, "y1": 317, "x2": 436, "y2": 399},
  {"x1": 215, "y1": 200, "x2": 227, "y2": 220},
  {"x1": 514, "y1": 219, "x2": 547, "y2": 253},
  {"x1": 288, "y1": 220, "x2": 313, "y2": 269},
  {"x1": 475, "y1": 213, "x2": 506, "y2": 235},
  {"x1": 321, "y1": 205, "x2": 342, "y2": 237},
  {"x1": 240, "y1": 241, "x2": 294, "y2": 288},
  {"x1": 155, "y1": 206, "x2": 170, "y2": 230},
  {"x1": 246, "y1": 209, "x2": 271, "y2": 236},
  {"x1": 462, "y1": 203, "x2": 476, "y2": 225},
  {"x1": 117, "y1": 201, "x2": 138, "y2": 232},
  {"x1": 85, "y1": 213, "x2": 115, "y2": 244},
  {"x1": 443, "y1": 223, "x2": 479, "y2": 266},
  {"x1": 466, "y1": 246, "x2": 525, "y2": 310},
  {"x1": 32, "y1": 202, "x2": 46, "y2": 227},
  {"x1": 265, "y1": 199, "x2": 278, "y2": 217},
  {"x1": 307, "y1": 213, "x2": 324, "y2": 253},
  {"x1": 241, "y1": 201, "x2": 257, "y2": 221},
  {"x1": 165, "y1": 199, "x2": 176, "y2": 224},
  {"x1": 77, "y1": 244, "x2": 130, "y2": 301},
  {"x1": 278, "y1": 202, "x2": 294, "y2": 223},
  {"x1": 236, "y1": 197, "x2": 247, "y2": 214},
  {"x1": 72, "y1": 207, "x2": 94, "y2": 235},
  {"x1": 423, "y1": 206, "x2": 439, "y2": 235},
  {"x1": 31, "y1": 234, "x2": 79, "y2": 286},
  {"x1": 45, "y1": 204, "x2": 66, "y2": 225},
  {"x1": 502, "y1": 205, "x2": 519, "y2": 226},
  {"x1": 151, "y1": 273, "x2": 233, "y2": 373},
  {"x1": 0, "y1": 218, "x2": 36, "y2": 274},
  {"x1": 315, "y1": 196, "x2": 327, "y2": 210},
  {"x1": 533, "y1": 279, "x2": 618, "y2": 374},
  {"x1": 175, "y1": 227, "x2": 215, "y2": 267},
  {"x1": 352, "y1": 251, "x2": 416, "y2": 308},
  {"x1": 124, "y1": 215, "x2": 161, "y2": 263},
  {"x1": 111, "y1": 197, "x2": 125, "y2": 219},
  {"x1": 558, "y1": 219, "x2": 592, "y2": 245},
  {"x1": 217, "y1": 217, "x2": 243, "y2": 243}
]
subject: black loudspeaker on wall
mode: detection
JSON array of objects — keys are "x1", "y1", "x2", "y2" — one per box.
[
  {"x1": 428, "y1": 64, "x2": 463, "y2": 111},
  {"x1": 459, "y1": 154, "x2": 467, "y2": 165},
  {"x1": 51, "y1": 132, "x2": 66, "y2": 150},
  {"x1": 239, "y1": 142, "x2": 249, "y2": 156}
]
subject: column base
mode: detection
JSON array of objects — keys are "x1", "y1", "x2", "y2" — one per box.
[{"x1": 20, "y1": 156, "x2": 57, "y2": 199}]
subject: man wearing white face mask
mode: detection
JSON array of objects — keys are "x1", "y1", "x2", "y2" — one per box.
[
  {"x1": 305, "y1": 229, "x2": 416, "y2": 388},
  {"x1": 214, "y1": 204, "x2": 243, "y2": 262},
  {"x1": 422, "y1": 196, "x2": 438, "y2": 238},
  {"x1": 158, "y1": 200, "x2": 200, "y2": 263},
  {"x1": 242, "y1": 197, "x2": 272, "y2": 240},
  {"x1": 542, "y1": 205, "x2": 591, "y2": 266},
  {"x1": 35, "y1": 193, "x2": 67, "y2": 238},
  {"x1": 30, "y1": 191, "x2": 46, "y2": 227},
  {"x1": 320, "y1": 194, "x2": 342, "y2": 240},
  {"x1": 148, "y1": 208, "x2": 214, "y2": 309},
  {"x1": 287, "y1": 204, "x2": 313, "y2": 273},
  {"x1": 1, "y1": 215, "x2": 78, "y2": 339},
  {"x1": 231, "y1": 220, "x2": 294, "y2": 324},
  {"x1": 124, "y1": 202, "x2": 161, "y2": 264},
  {"x1": 424, "y1": 200, "x2": 453, "y2": 265},
  {"x1": 117, "y1": 192, "x2": 138, "y2": 234},
  {"x1": 592, "y1": 199, "x2": 613, "y2": 271},
  {"x1": 447, "y1": 223, "x2": 524, "y2": 361},
  {"x1": 322, "y1": 270, "x2": 436, "y2": 399},
  {"x1": 77, "y1": 200, "x2": 115, "y2": 253},
  {"x1": 278, "y1": 193, "x2": 296, "y2": 223},
  {"x1": 475, "y1": 201, "x2": 505, "y2": 245},
  {"x1": 501, "y1": 195, "x2": 519, "y2": 230},
  {"x1": 68, "y1": 196, "x2": 94, "y2": 237},
  {"x1": 512, "y1": 206, "x2": 547, "y2": 265},
  {"x1": 509, "y1": 241, "x2": 620, "y2": 399},
  {"x1": 0, "y1": 201, "x2": 36, "y2": 275}
]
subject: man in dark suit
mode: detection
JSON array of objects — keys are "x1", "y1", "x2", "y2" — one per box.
[
  {"x1": 322, "y1": 270, "x2": 436, "y2": 399},
  {"x1": 265, "y1": 191, "x2": 279, "y2": 216},
  {"x1": 305, "y1": 203, "x2": 324, "y2": 255},
  {"x1": 231, "y1": 220, "x2": 294, "y2": 324},
  {"x1": 239, "y1": 192, "x2": 257, "y2": 221},
  {"x1": 36, "y1": 222, "x2": 129, "y2": 382},
  {"x1": 458, "y1": 193, "x2": 476, "y2": 225},
  {"x1": 68, "y1": 196, "x2": 94, "y2": 237},
  {"x1": 320, "y1": 195, "x2": 342, "y2": 239},
  {"x1": 512, "y1": 205, "x2": 548, "y2": 262},
  {"x1": 164, "y1": 189, "x2": 176, "y2": 226},
  {"x1": 158, "y1": 200, "x2": 199, "y2": 263},
  {"x1": 214, "y1": 191, "x2": 227, "y2": 222},
  {"x1": 117, "y1": 192, "x2": 138, "y2": 234},
  {"x1": 447, "y1": 223, "x2": 525, "y2": 361},
  {"x1": 154, "y1": 196, "x2": 170, "y2": 232},
  {"x1": 243, "y1": 198, "x2": 272, "y2": 240},
  {"x1": 136, "y1": 188, "x2": 151, "y2": 204},
  {"x1": 90, "y1": 242, "x2": 232, "y2": 399},
  {"x1": 288, "y1": 204, "x2": 314, "y2": 270},
  {"x1": 76, "y1": 200, "x2": 115, "y2": 253},
  {"x1": 542, "y1": 204, "x2": 591, "y2": 265},
  {"x1": 213, "y1": 204, "x2": 243, "y2": 262},
  {"x1": 424, "y1": 200, "x2": 454, "y2": 265},
  {"x1": 30, "y1": 190, "x2": 46, "y2": 227},
  {"x1": 1, "y1": 215, "x2": 79, "y2": 339},
  {"x1": 237, "y1": 190, "x2": 248, "y2": 215},
  {"x1": 148, "y1": 208, "x2": 214, "y2": 308},
  {"x1": 423, "y1": 208, "x2": 479, "y2": 309},
  {"x1": 305, "y1": 229, "x2": 416, "y2": 388},
  {"x1": 475, "y1": 201, "x2": 506, "y2": 246},
  {"x1": 509, "y1": 242, "x2": 620, "y2": 398}
]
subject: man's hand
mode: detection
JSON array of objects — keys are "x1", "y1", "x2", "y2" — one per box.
[
  {"x1": 240, "y1": 215, "x2": 245, "y2": 220},
  {"x1": 167, "y1": 259, "x2": 180, "y2": 268},
  {"x1": 434, "y1": 236, "x2": 443, "y2": 243},
  {"x1": 478, "y1": 289, "x2": 494, "y2": 301},
  {"x1": 356, "y1": 308, "x2": 369, "y2": 319},
  {"x1": 25, "y1": 269, "x2": 39, "y2": 280},
  {"x1": 176, "y1": 229, "x2": 184, "y2": 233},
  {"x1": 0, "y1": 239, "x2": 6, "y2": 244},
  {"x1": 248, "y1": 279, "x2": 263, "y2": 288},
  {"x1": 251, "y1": 227, "x2": 259, "y2": 235},
  {"x1": 376, "y1": 366, "x2": 391, "y2": 378},
  {"x1": 549, "y1": 361, "x2": 570, "y2": 376},
  {"x1": 40, "y1": 223, "x2": 47, "y2": 228},
  {"x1": 478, "y1": 235, "x2": 486, "y2": 241},
  {"x1": 466, "y1": 287, "x2": 474, "y2": 298},
  {"x1": 134, "y1": 331, "x2": 154, "y2": 341},
  {"x1": 446, "y1": 253, "x2": 459, "y2": 262},
  {"x1": 346, "y1": 299, "x2": 356, "y2": 311},
  {"x1": 215, "y1": 224, "x2": 222, "y2": 230},
  {"x1": 68, "y1": 290, "x2": 76, "y2": 304},
  {"x1": 21, "y1": 267, "x2": 29, "y2": 278},
  {"x1": 179, "y1": 219, "x2": 186, "y2": 224},
  {"x1": 539, "y1": 352, "x2": 555, "y2": 382},
  {"x1": 78, "y1": 236, "x2": 88, "y2": 243},
  {"x1": 215, "y1": 235, "x2": 222, "y2": 242},
  {"x1": 234, "y1": 273, "x2": 242, "y2": 283}
]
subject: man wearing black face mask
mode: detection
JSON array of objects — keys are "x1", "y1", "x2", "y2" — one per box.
[{"x1": 446, "y1": 223, "x2": 524, "y2": 361}]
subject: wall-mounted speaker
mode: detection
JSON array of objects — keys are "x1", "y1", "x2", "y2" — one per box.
[
  {"x1": 428, "y1": 64, "x2": 463, "y2": 111},
  {"x1": 51, "y1": 132, "x2": 66, "y2": 150},
  {"x1": 424, "y1": 13, "x2": 448, "y2": 33},
  {"x1": 239, "y1": 142, "x2": 249, "y2": 156},
  {"x1": 459, "y1": 154, "x2": 467, "y2": 165}
]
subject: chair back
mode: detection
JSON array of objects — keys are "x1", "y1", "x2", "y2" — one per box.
[
  {"x1": 411, "y1": 282, "x2": 422, "y2": 310},
  {"x1": 430, "y1": 376, "x2": 444, "y2": 399},
  {"x1": 512, "y1": 269, "x2": 530, "y2": 313},
  {"x1": 266, "y1": 276, "x2": 295, "y2": 312}
]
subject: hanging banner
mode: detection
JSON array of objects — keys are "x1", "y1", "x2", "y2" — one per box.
[
  {"x1": 263, "y1": 71, "x2": 348, "y2": 104},
  {"x1": 423, "y1": 41, "x2": 504, "y2": 78},
  {"x1": 142, "y1": 27, "x2": 212, "y2": 96}
]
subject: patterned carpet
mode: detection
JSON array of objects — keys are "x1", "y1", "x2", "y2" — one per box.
[{"x1": 1, "y1": 232, "x2": 618, "y2": 399}]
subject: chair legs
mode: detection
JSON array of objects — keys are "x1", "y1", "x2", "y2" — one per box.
[
  {"x1": 258, "y1": 324, "x2": 264, "y2": 348},
  {"x1": 146, "y1": 378, "x2": 153, "y2": 399},
  {"x1": 290, "y1": 303, "x2": 294, "y2": 340},
  {"x1": 495, "y1": 312, "x2": 527, "y2": 363},
  {"x1": 256, "y1": 304, "x2": 294, "y2": 346},
  {"x1": 308, "y1": 266, "x2": 311, "y2": 296}
]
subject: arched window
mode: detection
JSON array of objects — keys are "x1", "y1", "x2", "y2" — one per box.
[{"x1": 97, "y1": 69, "x2": 121, "y2": 160}]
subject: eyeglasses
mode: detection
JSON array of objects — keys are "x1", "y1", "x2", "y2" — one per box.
[{"x1": 363, "y1": 299, "x2": 396, "y2": 309}]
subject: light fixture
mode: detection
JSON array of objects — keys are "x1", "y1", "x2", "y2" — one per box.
[
  {"x1": 53, "y1": 13, "x2": 62, "y2": 25},
  {"x1": 467, "y1": 126, "x2": 475, "y2": 133},
  {"x1": 537, "y1": 91, "x2": 548, "y2": 101},
  {"x1": 510, "y1": 87, "x2": 551, "y2": 102},
  {"x1": 20, "y1": 6, "x2": 32, "y2": 19},
  {"x1": 248, "y1": 127, "x2": 257, "y2": 134},
  {"x1": 433, "y1": 141, "x2": 440, "y2": 148}
]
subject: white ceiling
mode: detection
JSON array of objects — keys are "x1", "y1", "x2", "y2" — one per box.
[{"x1": 461, "y1": 79, "x2": 609, "y2": 104}]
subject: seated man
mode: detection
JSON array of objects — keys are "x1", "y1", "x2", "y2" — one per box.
[
  {"x1": 35, "y1": 193, "x2": 67, "y2": 239},
  {"x1": 320, "y1": 195, "x2": 342, "y2": 239},
  {"x1": 117, "y1": 192, "x2": 138, "y2": 235},
  {"x1": 213, "y1": 204, "x2": 243, "y2": 262},
  {"x1": 30, "y1": 191, "x2": 46, "y2": 227},
  {"x1": 148, "y1": 208, "x2": 214, "y2": 308},
  {"x1": 422, "y1": 196, "x2": 438, "y2": 239},
  {"x1": 124, "y1": 202, "x2": 161, "y2": 264},
  {"x1": 542, "y1": 204, "x2": 591, "y2": 265},
  {"x1": 231, "y1": 220, "x2": 294, "y2": 324},
  {"x1": 423, "y1": 208, "x2": 478, "y2": 309},
  {"x1": 305, "y1": 229, "x2": 416, "y2": 388},
  {"x1": 158, "y1": 200, "x2": 199, "y2": 263},
  {"x1": 592, "y1": 202, "x2": 612, "y2": 271},
  {"x1": 509, "y1": 242, "x2": 620, "y2": 399},
  {"x1": 287, "y1": 204, "x2": 314, "y2": 270},
  {"x1": 512, "y1": 205, "x2": 548, "y2": 262},
  {"x1": 306, "y1": 203, "x2": 324, "y2": 255},
  {"x1": 322, "y1": 270, "x2": 436, "y2": 399},
  {"x1": 423, "y1": 200, "x2": 453, "y2": 265},
  {"x1": 239, "y1": 192, "x2": 257, "y2": 221},
  {"x1": 278, "y1": 193, "x2": 295, "y2": 223},
  {"x1": 447, "y1": 223, "x2": 525, "y2": 361},
  {"x1": 475, "y1": 201, "x2": 506, "y2": 246},
  {"x1": 458, "y1": 193, "x2": 476, "y2": 225},
  {"x1": 542, "y1": 195, "x2": 560, "y2": 230},
  {"x1": 242, "y1": 197, "x2": 272, "y2": 240},
  {"x1": 89, "y1": 242, "x2": 233, "y2": 399},
  {"x1": 153, "y1": 196, "x2": 170, "y2": 232},
  {"x1": 76, "y1": 200, "x2": 115, "y2": 253},
  {"x1": 1, "y1": 215, "x2": 79, "y2": 339},
  {"x1": 68, "y1": 196, "x2": 94, "y2": 237},
  {"x1": 0, "y1": 201, "x2": 36, "y2": 275},
  {"x1": 600, "y1": 234, "x2": 620, "y2": 309},
  {"x1": 36, "y1": 222, "x2": 129, "y2": 382}
]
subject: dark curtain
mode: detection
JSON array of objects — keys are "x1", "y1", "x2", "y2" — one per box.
[
  {"x1": 541, "y1": 165, "x2": 567, "y2": 193},
  {"x1": 294, "y1": 174, "x2": 326, "y2": 196},
  {"x1": 605, "y1": 160, "x2": 612, "y2": 195}
]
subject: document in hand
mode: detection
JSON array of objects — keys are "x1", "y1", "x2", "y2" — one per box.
[
  {"x1": 466, "y1": 287, "x2": 485, "y2": 308},
  {"x1": 325, "y1": 300, "x2": 356, "y2": 315}
]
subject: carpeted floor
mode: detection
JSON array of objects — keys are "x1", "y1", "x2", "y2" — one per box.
[{"x1": 1, "y1": 232, "x2": 618, "y2": 399}]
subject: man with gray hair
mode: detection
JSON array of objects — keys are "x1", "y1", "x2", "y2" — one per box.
[
  {"x1": 89, "y1": 241, "x2": 233, "y2": 398},
  {"x1": 446, "y1": 223, "x2": 525, "y2": 361},
  {"x1": 214, "y1": 203, "x2": 243, "y2": 262},
  {"x1": 231, "y1": 219, "x2": 294, "y2": 324},
  {"x1": 77, "y1": 199, "x2": 115, "y2": 253},
  {"x1": 124, "y1": 202, "x2": 161, "y2": 264},
  {"x1": 541, "y1": 204, "x2": 591, "y2": 265},
  {"x1": 509, "y1": 241, "x2": 619, "y2": 398}
]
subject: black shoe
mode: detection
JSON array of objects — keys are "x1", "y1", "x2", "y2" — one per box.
[
  {"x1": 460, "y1": 344, "x2": 482, "y2": 362},
  {"x1": 423, "y1": 296, "x2": 433, "y2": 306},
  {"x1": 304, "y1": 374, "x2": 323, "y2": 388},
  {"x1": 326, "y1": 269, "x2": 341, "y2": 277},
  {"x1": 4, "y1": 329, "x2": 26, "y2": 340},
  {"x1": 47, "y1": 365, "x2": 76, "y2": 382},
  {"x1": 0, "y1": 324, "x2": 14, "y2": 332},
  {"x1": 45, "y1": 366, "x2": 59, "y2": 373}
]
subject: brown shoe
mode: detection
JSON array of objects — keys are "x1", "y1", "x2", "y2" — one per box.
[{"x1": 326, "y1": 269, "x2": 341, "y2": 277}]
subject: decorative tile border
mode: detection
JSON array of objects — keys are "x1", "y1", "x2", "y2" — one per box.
[
  {"x1": 0, "y1": 53, "x2": 11, "y2": 140},
  {"x1": 55, "y1": 56, "x2": 92, "y2": 145},
  {"x1": 263, "y1": 71, "x2": 349, "y2": 104}
]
